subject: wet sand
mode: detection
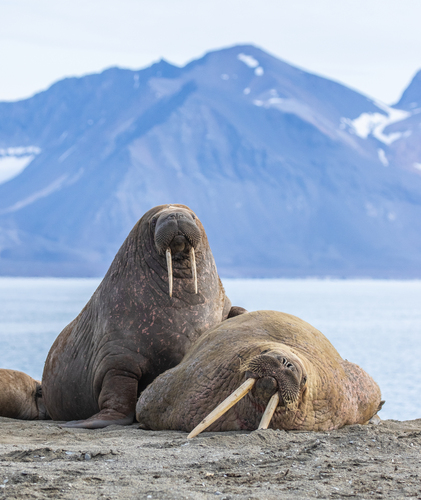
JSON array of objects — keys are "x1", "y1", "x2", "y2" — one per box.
[{"x1": 1, "y1": 417, "x2": 421, "y2": 499}]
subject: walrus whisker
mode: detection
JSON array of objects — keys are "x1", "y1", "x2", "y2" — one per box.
[
  {"x1": 187, "y1": 378, "x2": 256, "y2": 439},
  {"x1": 190, "y1": 247, "x2": 198, "y2": 294},
  {"x1": 258, "y1": 392, "x2": 279, "y2": 430},
  {"x1": 166, "y1": 248, "x2": 173, "y2": 297}
]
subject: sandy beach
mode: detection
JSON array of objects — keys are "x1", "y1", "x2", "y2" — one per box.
[{"x1": 1, "y1": 417, "x2": 420, "y2": 499}]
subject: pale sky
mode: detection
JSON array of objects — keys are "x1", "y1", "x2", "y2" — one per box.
[{"x1": 1, "y1": 0, "x2": 420, "y2": 104}]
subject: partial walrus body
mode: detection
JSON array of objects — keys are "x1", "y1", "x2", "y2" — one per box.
[
  {"x1": 136, "y1": 310, "x2": 383, "y2": 434},
  {"x1": 0, "y1": 369, "x2": 48, "y2": 420},
  {"x1": 42, "y1": 204, "x2": 241, "y2": 428}
]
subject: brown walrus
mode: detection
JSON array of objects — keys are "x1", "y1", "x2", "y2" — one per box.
[
  {"x1": 0, "y1": 369, "x2": 48, "y2": 420},
  {"x1": 42, "y1": 204, "x2": 242, "y2": 428},
  {"x1": 136, "y1": 310, "x2": 383, "y2": 435}
]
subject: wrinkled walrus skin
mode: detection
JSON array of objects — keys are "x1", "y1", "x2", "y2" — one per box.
[
  {"x1": 42, "y1": 204, "x2": 239, "y2": 428},
  {"x1": 136, "y1": 310, "x2": 382, "y2": 432},
  {"x1": 0, "y1": 369, "x2": 48, "y2": 420}
]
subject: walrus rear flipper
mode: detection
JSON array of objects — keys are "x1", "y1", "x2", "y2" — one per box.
[{"x1": 61, "y1": 370, "x2": 138, "y2": 429}]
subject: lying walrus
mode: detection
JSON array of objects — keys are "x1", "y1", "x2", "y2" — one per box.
[
  {"x1": 42, "y1": 204, "x2": 243, "y2": 428},
  {"x1": 136, "y1": 310, "x2": 383, "y2": 435},
  {"x1": 0, "y1": 369, "x2": 48, "y2": 420}
]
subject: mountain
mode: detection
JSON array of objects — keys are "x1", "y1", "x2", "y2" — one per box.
[{"x1": 0, "y1": 45, "x2": 421, "y2": 278}]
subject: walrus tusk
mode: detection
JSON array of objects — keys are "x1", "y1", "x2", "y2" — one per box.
[
  {"x1": 190, "y1": 247, "x2": 198, "y2": 294},
  {"x1": 258, "y1": 392, "x2": 280, "y2": 430},
  {"x1": 187, "y1": 378, "x2": 255, "y2": 439},
  {"x1": 166, "y1": 248, "x2": 173, "y2": 297}
]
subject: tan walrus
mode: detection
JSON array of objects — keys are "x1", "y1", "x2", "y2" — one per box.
[
  {"x1": 0, "y1": 369, "x2": 48, "y2": 420},
  {"x1": 42, "y1": 204, "x2": 244, "y2": 429},
  {"x1": 136, "y1": 310, "x2": 383, "y2": 435}
]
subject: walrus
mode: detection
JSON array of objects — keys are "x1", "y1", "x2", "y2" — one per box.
[
  {"x1": 0, "y1": 369, "x2": 48, "y2": 420},
  {"x1": 136, "y1": 310, "x2": 383, "y2": 435},
  {"x1": 42, "y1": 204, "x2": 242, "y2": 428}
]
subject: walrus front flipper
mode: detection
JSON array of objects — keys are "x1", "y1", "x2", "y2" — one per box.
[
  {"x1": 61, "y1": 370, "x2": 138, "y2": 429},
  {"x1": 61, "y1": 410, "x2": 134, "y2": 429}
]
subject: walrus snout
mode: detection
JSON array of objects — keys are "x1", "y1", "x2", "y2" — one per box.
[
  {"x1": 245, "y1": 354, "x2": 305, "y2": 410},
  {"x1": 154, "y1": 212, "x2": 201, "y2": 255}
]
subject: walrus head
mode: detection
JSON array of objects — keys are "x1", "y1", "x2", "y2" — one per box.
[
  {"x1": 187, "y1": 350, "x2": 307, "y2": 439},
  {"x1": 244, "y1": 353, "x2": 307, "y2": 410},
  {"x1": 150, "y1": 206, "x2": 202, "y2": 297}
]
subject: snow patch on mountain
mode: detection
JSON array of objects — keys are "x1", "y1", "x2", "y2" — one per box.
[
  {"x1": 0, "y1": 147, "x2": 41, "y2": 156},
  {"x1": 237, "y1": 53, "x2": 264, "y2": 77},
  {"x1": 0, "y1": 146, "x2": 41, "y2": 185},
  {"x1": 237, "y1": 53, "x2": 259, "y2": 68},
  {"x1": 341, "y1": 102, "x2": 411, "y2": 145}
]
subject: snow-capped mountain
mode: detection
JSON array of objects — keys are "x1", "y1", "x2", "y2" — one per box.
[{"x1": 0, "y1": 45, "x2": 420, "y2": 277}]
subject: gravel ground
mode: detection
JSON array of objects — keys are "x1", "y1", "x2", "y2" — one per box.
[{"x1": 1, "y1": 417, "x2": 420, "y2": 499}]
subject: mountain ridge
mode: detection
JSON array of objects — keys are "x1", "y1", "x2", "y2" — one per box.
[{"x1": 0, "y1": 44, "x2": 420, "y2": 278}]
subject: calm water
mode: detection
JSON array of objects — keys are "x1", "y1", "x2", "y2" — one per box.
[{"x1": 1, "y1": 277, "x2": 420, "y2": 421}]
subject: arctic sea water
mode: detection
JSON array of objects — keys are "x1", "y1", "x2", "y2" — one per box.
[{"x1": 1, "y1": 278, "x2": 420, "y2": 422}]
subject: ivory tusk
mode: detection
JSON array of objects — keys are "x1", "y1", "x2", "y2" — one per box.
[
  {"x1": 187, "y1": 378, "x2": 255, "y2": 439},
  {"x1": 166, "y1": 248, "x2": 173, "y2": 298},
  {"x1": 258, "y1": 392, "x2": 279, "y2": 430},
  {"x1": 190, "y1": 247, "x2": 198, "y2": 294}
]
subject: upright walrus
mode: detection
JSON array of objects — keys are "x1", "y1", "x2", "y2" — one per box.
[
  {"x1": 136, "y1": 310, "x2": 383, "y2": 434},
  {"x1": 43, "y1": 204, "x2": 240, "y2": 428}
]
